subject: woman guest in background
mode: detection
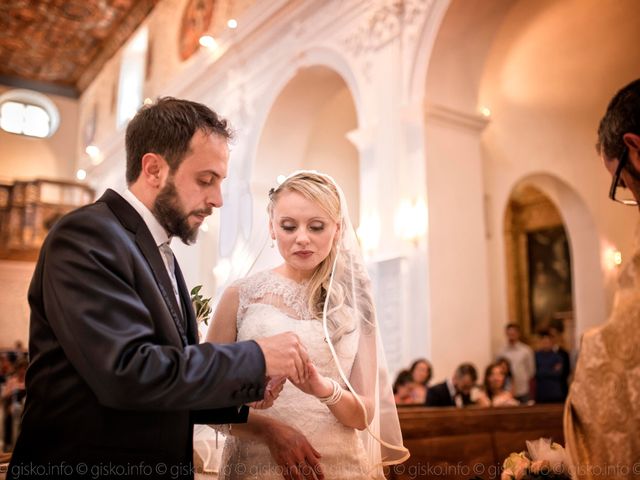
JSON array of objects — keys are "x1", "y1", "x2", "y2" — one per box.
[
  {"x1": 207, "y1": 171, "x2": 408, "y2": 479},
  {"x1": 478, "y1": 363, "x2": 520, "y2": 407},
  {"x1": 393, "y1": 370, "x2": 416, "y2": 406},
  {"x1": 495, "y1": 356, "x2": 515, "y2": 395},
  {"x1": 408, "y1": 358, "x2": 432, "y2": 404}
]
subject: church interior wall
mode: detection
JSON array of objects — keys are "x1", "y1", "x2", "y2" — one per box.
[
  {"x1": 0, "y1": 89, "x2": 79, "y2": 348},
  {"x1": 3, "y1": 0, "x2": 639, "y2": 380},
  {"x1": 479, "y1": 0, "x2": 640, "y2": 353},
  {"x1": 421, "y1": 0, "x2": 640, "y2": 379},
  {"x1": 0, "y1": 85, "x2": 79, "y2": 182}
]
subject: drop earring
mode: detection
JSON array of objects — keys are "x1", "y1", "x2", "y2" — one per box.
[{"x1": 270, "y1": 238, "x2": 275, "y2": 248}]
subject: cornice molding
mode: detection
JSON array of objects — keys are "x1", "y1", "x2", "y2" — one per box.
[{"x1": 424, "y1": 102, "x2": 489, "y2": 132}]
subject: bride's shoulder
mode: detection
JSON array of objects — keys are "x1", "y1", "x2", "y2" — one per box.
[{"x1": 230, "y1": 270, "x2": 273, "y2": 289}]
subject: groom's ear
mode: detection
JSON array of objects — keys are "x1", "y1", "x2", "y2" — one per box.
[{"x1": 141, "y1": 153, "x2": 169, "y2": 189}]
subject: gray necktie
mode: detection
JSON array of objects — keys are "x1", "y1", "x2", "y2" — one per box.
[{"x1": 159, "y1": 242, "x2": 183, "y2": 318}]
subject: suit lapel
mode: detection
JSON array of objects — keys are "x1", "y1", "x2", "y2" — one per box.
[
  {"x1": 174, "y1": 261, "x2": 199, "y2": 345},
  {"x1": 100, "y1": 189, "x2": 188, "y2": 346}
]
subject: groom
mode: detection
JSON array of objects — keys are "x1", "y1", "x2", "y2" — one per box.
[{"x1": 9, "y1": 98, "x2": 309, "y2": 479}]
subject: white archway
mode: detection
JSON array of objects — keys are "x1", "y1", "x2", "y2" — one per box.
[
  {"x1": 215, "y1": 55, "x2": 361, "y2": 286},
  {"x1": 504, "y1": 173, "x2": 607, "y2": 347},
  {"x1": 244, "y1": 46, "x2": 366, "y2": 180}
]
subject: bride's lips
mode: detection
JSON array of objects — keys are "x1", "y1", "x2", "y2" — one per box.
[{"x1": 293, "y1": 250, "x2": 313, "y2": 258}]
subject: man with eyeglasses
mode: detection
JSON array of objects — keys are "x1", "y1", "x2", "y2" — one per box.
[{"x1": 564, "y1": 78, "x2": 640, "y2": 479}]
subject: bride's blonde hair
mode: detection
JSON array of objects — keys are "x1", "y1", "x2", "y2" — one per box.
[{"x1": 268, "y1": 172, "x2": 351, "y2": 338}]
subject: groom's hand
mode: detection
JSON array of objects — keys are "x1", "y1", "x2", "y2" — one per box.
[
  {"x1": 256, "y1": 332, "x2": 310, "y2": 383},
  {"x1": 247, "y1": 376, "x2": 286, "y2": 410}
]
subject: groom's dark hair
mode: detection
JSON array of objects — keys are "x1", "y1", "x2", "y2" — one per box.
[
  {"x1": 597, "y1": 78, "x2": 640, "y2": 160},
  {"x1": 125, "y1": 97, "x2": 233, "y2": 184}
]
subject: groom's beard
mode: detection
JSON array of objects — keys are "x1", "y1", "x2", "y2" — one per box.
[{"x1": 152, "y1": 179, "x2": 210, "y2": 244}]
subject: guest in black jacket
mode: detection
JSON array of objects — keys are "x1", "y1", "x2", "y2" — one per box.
[
  {"x1": 549, "y1": 320, "x2": 572, "y2": 398},
  {"x1": 534, "y1": 330, "x2": 565, "y2": 403},
  {"x1": 426, "y1": 363, "x2": 478, "y2": 407}
]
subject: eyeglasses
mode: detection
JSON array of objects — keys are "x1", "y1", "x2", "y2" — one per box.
[{"x1": 609, "y1": 148, "x2": 639, "y2": 206}]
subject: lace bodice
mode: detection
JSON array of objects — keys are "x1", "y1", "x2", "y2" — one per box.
[
  {"x1": 236, "y1": 270, "x2": 313, "y2": 324},
  {"x1": 218, "y1": 270, "x2": 372, "y2": 479}
]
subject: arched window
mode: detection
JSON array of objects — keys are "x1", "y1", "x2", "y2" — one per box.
[
  {"x1": 116, "y1": 27, "x2": 148, "y2": 128},
  {"x1": 0, "y1": 89, "x2": 60, "y2": 138}
]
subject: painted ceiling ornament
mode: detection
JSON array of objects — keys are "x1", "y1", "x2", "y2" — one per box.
[
  {"x1": 179, "y1": 0, "x2": 216, "y2": 61},
  {"x1": 0, "y1": 0, "x2": 159, "y2": 94},
  {"x1": 342, "y1": 0, "x2": 432, "y2": 55}
]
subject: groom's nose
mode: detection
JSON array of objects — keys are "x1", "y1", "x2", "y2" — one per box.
[{"x1": 206, "y1": 186, "x2": 223, "y2": 208}]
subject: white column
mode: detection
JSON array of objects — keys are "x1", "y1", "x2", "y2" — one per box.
[{"x1": 424, "y1": 102, "x2": 492, "y2": 381}]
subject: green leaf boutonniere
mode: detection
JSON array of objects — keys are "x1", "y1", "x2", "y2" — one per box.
[{"x1": 190, "y1": 285, "x2": 213, "y2": 326}]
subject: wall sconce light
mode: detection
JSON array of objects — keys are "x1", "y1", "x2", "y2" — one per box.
[
  {"x1": 480, "y1": 106, "x2": 492, "y2": 118},
  {"x1": 604, "y1": 247, "x2": 622, "y2": 271},
  {"x1": 357, "y1": 211, "x2": 381, "y2": 254},
  {"x1": 85, "y1": 144, "x2": 103, "y2": 165},
  {"x1": 394, "y1": 197, "x2": 427, "y2": 245},
  {"x1": 199, "y1": 35, "x2": 218, "y2": 50}
]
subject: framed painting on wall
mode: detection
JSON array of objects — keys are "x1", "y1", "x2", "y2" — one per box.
[{"x1": 527, "y1": 225, "x2": 573, "y2": 334}]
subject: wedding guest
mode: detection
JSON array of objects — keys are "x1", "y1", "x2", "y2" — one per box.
[
  {"x1": 2, "y1": 359, "x2": 26, "y2": 452},
  {"x1": 393, "y1": 370, "x2": 416, "y2": 406},
  {"x1": 548, "y1": 319, "x2": 571, "y2": 398},
  {"x1": 0, "y1": 354, "x2": 11, "y2": 386},
  {"x1": 565, "y1": 78, "x2": 640, "y2": 478},
  {"x1": 409, "y1": 358, "x2": 433, "y2": 404},
  {"x1": 426, "y1": 363, "x2": 478, "y2": 407},
  {"x1": 495, "y1": 356, "x2": 514, "y2": 395},
  {"x1": 480, "y1": 362, "x2": 519, "y2": 407},
  {"x1": 498, "y1": 323, "x2": 535, "y2": 402},
  {"x1": 534, "y1": 330, "x2": 565, "y2": 403}
]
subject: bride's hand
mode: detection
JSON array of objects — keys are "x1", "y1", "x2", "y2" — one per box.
[
  {"x1": 290, "y1": 362, "x2": 333, "y2": 398},
  {"x1": 247, "y1": 376, "x2": 286, "y2": 410}
]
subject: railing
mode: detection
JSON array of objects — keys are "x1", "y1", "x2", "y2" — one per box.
[{"x1": 0, "y1": 179, "x2": 94, "y2": 261}]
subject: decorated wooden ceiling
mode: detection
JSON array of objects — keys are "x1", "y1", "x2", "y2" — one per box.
[{"x1": 0, "y1": 0, "x2": 160, "y2": 98}]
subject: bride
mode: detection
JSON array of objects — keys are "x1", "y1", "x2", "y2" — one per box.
[{"x1": 206, "y1": 171, "x2": 408, "y2": 479}]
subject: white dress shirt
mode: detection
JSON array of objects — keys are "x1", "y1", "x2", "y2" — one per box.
[
  {"x1": 121, "y1": 189, "x2": 183, "y2": 317},
  {"x1": 499, "y1": 341, "x2": 535, "y2": 397}
]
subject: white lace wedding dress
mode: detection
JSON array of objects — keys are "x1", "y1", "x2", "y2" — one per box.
[{"x1": 218, "y1": 270, "x2": 371, "y2": 479}]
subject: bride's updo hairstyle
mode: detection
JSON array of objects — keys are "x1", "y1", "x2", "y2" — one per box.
[{"x1": 267, "y1": 172, "x2": 353, "y2": 339}]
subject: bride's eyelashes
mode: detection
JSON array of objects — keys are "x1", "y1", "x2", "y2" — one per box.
[{"x1": 279, "y1": 222, "x2": 326, "y2": 232}]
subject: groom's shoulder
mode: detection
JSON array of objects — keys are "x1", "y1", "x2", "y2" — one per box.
[{"x1": 50, "y1": 199, "x2": 119, "y2": 235}]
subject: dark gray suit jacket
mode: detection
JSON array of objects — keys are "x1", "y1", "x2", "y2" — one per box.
[{"x1": 9, "y1": 189, "x2": 265, "y2": 479}]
